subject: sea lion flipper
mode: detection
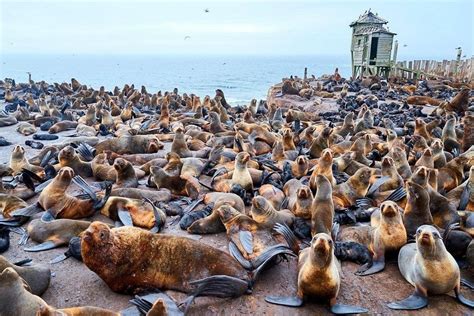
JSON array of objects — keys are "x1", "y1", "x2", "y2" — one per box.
[
  {"x1": 11, "y1": 203, "x2": 43, "y2": 217},
  {"x1": 228, "y1": 241, "x2": 252, "y2": 270},
  {"x1": 387, "y1": 290, "x2": 428, "y2": 310},
  {"x1": 264, "y1": 295, "x2": 303, "y2": 307},
  {"x1": 367, "y1": 176, "x2": 391, "y2": 196},
  {"x1": 239, "y1": 231, "x2": 253, "y2": 255},
  {"x1": 461, "y1": 278, "x2": 474, "y2": 289},
  {"x1": 384, "y1": 186, "x2": 407, "y2": 202},
  {"x1": 458, "y1": 184, "x2": 470, "y2": 210},
  {"x1": 50, "y1": 253, "x2": 70, "y2": 264},
  {"x1": 41, "y1": 210, "x2": 56, "y2": 222},
  {"x1": 355, "y1": 259, "x2": 385, "y2": 276},
  {"x1": 34, "y1": 178, "x2": 53, "y2": 193},
  {"x1": 93, "y1": 181, "x2": 112, "y2": 210},
  {"x1": 76, "y1": 143, "x2": 95, "y2": 161},
  {"x1": 455, "y1": 286, "x2": 474, "y2": 308},
  {"x1": 118, "y1": 208, "x2": 134, "y2": 227},
  {"x1": 273, "y1": 223, "x2": 300, "y2": 254},
  {"x1": 330, "y1": 303, "x2": 368, "y2": 315},
  {"x1": 72, "y1": 175, "x2": 97, "y2": 200},
  {"x1": 24, "y1": 240, "x2": 61, "y2": 252}
]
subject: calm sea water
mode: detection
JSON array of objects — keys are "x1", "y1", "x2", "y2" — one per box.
[{"x1": 0, "y1": 54, "x2": 350, "y2": 105}]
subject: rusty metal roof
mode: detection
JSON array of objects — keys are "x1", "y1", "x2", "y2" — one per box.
[{"x1": 350, "y1": 10, "x2": 388, "y2": 27}]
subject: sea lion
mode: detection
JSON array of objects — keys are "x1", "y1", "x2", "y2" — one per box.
[
  {"x1": 311, "y1": 175, "x2": 334, "y2": 236},
  {"x1": 95, "y1": 134, "x2": 163, "y2": 154},
  {"x1": 113, "y1": 158, "x2": 138, "y2": 188},
  {"x1": 24, "y1": 218, "x2": 92, "y2": 252},
  {"x1": 48, "y1": 120, "x2": 78, "y2": 134},
  {"x1": 81, "y1": 221, "x2": 290, "y2": 303},
  {"x1": 0, "y1": 267, "x2": 48, "y2": 315},
  {"x1": 462, "y1": 112, "x2": 474, "y2": 152},
  {"x1": 403, "y1": 181, "x2": 433, "y2": 237},
  {"x1": 290, "y1": 156, "x2": 309, "y2": 179},
  {"x1": 388, "y1": 225, "x2": 474, "y2": 310},
  {"x1": 356, "y1": 201, "x2": 407, "y2": 276},
  {"x1": 250, "y1": 195, "x2": 294, "y2": 229},
  {"x1": 266, "y1": 228, "x2": 368, "y2": 314},
  {"x1": 100, "y1": 196, "x2": 165, "y2": 230},
  {"x1": 258, "y1": 184, "x2": 285, "y2": 210},
  {"x1": 0, "y1": 255, "x2": 51, "y2": 295},
  {"x1": 379, "y1": 156, "x2": 404, "y2": 192},
  {"x1": 9, "y1": 145, "x2": 44, "y2": 176},
  {"x1": 332, "y1": 167, "x2": 374, "y2": 209},
  {"x1": 309, "y1": 149, "x2": 336, "y2": 192},
  {"x1": 149, "y1": 166, "x2": 200, "y2": 199},
  {"x1": 0, "y1": 193, "x2": 28, "y2": 218},
  {"x1": 57, "y1": 146, "x2": 93, "y2": 177},
  {"x1": 283, "y1": 179, "x2": 313, "y2": 219},
  {"x1": 16, "y1": 122, "x2": 36, "y2": 135},
  {"x1": 38, "y1": 167, "x2": 108, "y2": 219},
  {"x1": 110, "y1": 188, "x2": 171, "y2": 203}
]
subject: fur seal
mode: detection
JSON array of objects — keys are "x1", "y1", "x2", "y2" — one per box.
[
  {"x1": 356, "y1": 201, "x2": 407, "y2": 275},
  {"x1": 39, "y1": 167, "x2": 109, "y2": 219},
  {"x1": 0, "y1": 255, "x2": 51, "y2": 295},
  {"x1": 0, "y1": 193, "x2": 28, "y2": 218},
  {"x1": 9, "y1": 145, "x2": 44, "y2": 176},
  {"x1": 58, "y1": 145, "x2": 93, "y2": 177},
  {"x1": 0, "y1": 267, "x2": 48, "y2": 315},
  {"x1": 266, "y1": 228, "x2": 368, "y2": 314},
  {"x1": 81, "y1": 221, "x2": 290, "y2": 307},
  {"x1": 388, "y1": 225, "x2": 474, "y2": 310},
  {"x1": 250, "y1": 196, "x2": 294, "y2": 229},
  {"x1": 283, "y1": 179, "x2": 313, "y2": 219},
  {"x1": 403, "y1": 181, "x2": 433, "y2": 237},
  {"x1": 24, "y1": 218, "x2": 91, "y2": 252},
  {"x1": 113, "y1": 158, "x2": 138, "y2": 188},
  {"x1": 311, "y1": 175, "x2": 334, "y2": 236}
]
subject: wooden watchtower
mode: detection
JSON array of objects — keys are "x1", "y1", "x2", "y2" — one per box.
[{"x1": 350, "y1": 10, "x2": 396, "y2": 78}]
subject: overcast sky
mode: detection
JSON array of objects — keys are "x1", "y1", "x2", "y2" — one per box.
[{"x1": 0, "y1": 0, "x2": 472, "y2": 59}]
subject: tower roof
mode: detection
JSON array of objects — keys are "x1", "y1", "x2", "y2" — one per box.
[{"x1": 350, "y1": 10, "x2": 388, "y2": 27}]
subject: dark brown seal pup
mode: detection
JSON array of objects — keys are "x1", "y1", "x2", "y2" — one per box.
[
  {"x1": 265, "y1": 229, "x2": 368, "y2": 314},
  {"x1": 388, "y1": 225, "x2": 474, "y2": 310}
]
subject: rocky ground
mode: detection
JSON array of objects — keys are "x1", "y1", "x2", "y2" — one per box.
[{"x1": 1, "y1": 92, "x2": 473, "y2": 315}]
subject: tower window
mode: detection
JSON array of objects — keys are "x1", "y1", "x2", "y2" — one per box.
[{"x1": 357, "y1": 39, "x2": 361, "y2": 45}]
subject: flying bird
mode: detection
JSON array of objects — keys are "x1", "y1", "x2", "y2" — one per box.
[
  {"x1": 184, "y1": 36, "x2": 191, "y2": 40},
  {"x1": 204, "y1": 8, "x2": 209, "y2": 13}
]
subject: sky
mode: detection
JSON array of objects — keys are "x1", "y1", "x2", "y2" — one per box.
[{"x1": 0, "y1": 0, "x2": 472, "y2": 59}]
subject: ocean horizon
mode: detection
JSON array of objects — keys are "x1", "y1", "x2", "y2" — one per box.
[{"x1": 0, "y1": 53, "x2": 351, "y2": 104}]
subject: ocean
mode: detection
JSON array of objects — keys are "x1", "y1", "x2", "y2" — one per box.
[{"x1": 0, "y1": 54, "x2": 350, "y2": 105}]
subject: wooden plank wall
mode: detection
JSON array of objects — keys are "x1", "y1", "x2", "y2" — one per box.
[{"x1": 393, "y1": 57, "x2": 473, "y2": 81}]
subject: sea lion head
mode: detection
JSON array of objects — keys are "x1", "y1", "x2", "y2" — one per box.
[
  {"x1": 0, "y1": 267, "x2": 30, "y2": 292},
  {"x1": 236, "y1": 152, "x2": 250, "y2": 165},
  {"x1": 93, "y1": 153, "x2": 109, "y2": 165},
  {"x1": 431, "y1": 139, "x2": 443, "y2": 153},
  {"x1": 81, "y1": 221, "x2": 114, "y2": 260},
  {"x1": 310, "y1": 233, "x2": 334, "y2": 266},
  {"x1": 353, "y1": 167, "x2": 372, "y2": 186},
  {"x1": 415, "y1": 225, "x2": 443, "y2": 254},
  {"x1": 282, "y1": 127, "x2": 292, "y2": 138},
  {"x1": 147, "y1": 138, "x2": 162, "y2": 153},
  {"x1": 216, "y1": 205, "x2": 240, "y2": 224},
  {"x1": 380, "y1": 201, "x2": 400, "y2": 219},
  {"x1": 165, "y1": 152, "x2": 181, "y2": 164},
  {"x1": 297, "y1": 185, "x2": 312, "y2": 199},
  {"x1": 406, "y1": 180, "x2": 427, "y2": 202},
  {"x1": 296, "y1": 155, "x2": 308, "y2": 166},
  {"x1": 382, "y1": 156, "x2": 394, "y2": 168},
  {"x1": 250, "y1": 196, "x2": 271, "y2": 216},
  {"x1": 11, "y1": 145, "x2": 25, "y2": 158},
  {"x1": 113, "y1": 158, "x2": 130, "y2": 172},
  {"x1": 58, "y1": 146, "x2": 75, "y2": 163},
  {"x1": 411, "y1": 166, "x2": 428, "y2": 187},
  {"x1": 56, "y1": 167, "x2": 75, "y2": 183},
  {"x1": 320, "y1": 149, "x2": 333, "y2": 163}
]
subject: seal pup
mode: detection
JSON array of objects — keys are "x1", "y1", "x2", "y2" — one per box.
[
  {"x1": 283, "y1": 179, "x2": 313, "y2": 219},
  {"x1": 388, "y1": 225, "x2": 474, "y2": 310},
  {"x1": 266, "y1": 228, "x2": 368, "y2": 314}
]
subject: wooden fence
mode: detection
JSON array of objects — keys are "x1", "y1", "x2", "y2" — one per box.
[{"x1": 391, "y1": 57, "x2": 473, "y2": 82}]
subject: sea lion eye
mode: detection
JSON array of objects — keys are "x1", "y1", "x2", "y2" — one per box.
[{"x1": 99, "y1": 231, "x2": 106, "y2": 240}]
